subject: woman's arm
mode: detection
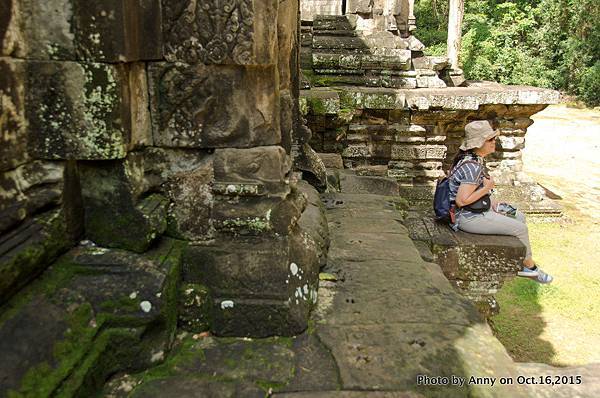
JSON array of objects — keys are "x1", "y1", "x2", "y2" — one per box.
[{"x1": 455, "y1": 177, "x2": 495, "y2": 207}]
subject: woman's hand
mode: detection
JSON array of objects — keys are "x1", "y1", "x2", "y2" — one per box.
[{"x1": 483, "y1": 176, "x2": 495, "y2": 192}]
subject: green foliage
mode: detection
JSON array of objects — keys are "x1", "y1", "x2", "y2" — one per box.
[{"x1": 415, "y1": 0, "x2": 600, "y2": 106}]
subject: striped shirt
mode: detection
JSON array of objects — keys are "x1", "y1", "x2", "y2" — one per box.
[{"x1": 448, "y1": 155, "x2": 485, "y2": 218}]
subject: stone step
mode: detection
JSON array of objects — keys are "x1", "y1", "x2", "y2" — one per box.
[
  {"x1": 337, "y1": 170, "x2": 400, "y2": 196},
  {"x1": 0, "y1": 239, "x2": 183, "y2": 397}
]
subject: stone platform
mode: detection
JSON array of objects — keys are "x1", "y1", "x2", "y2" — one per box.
[
  {"x1": 101, "y1": 191, "x2": 599, "y2": 398},
  {"x1": 301, "y1": 82, "x2": 560, "y2": 208}
]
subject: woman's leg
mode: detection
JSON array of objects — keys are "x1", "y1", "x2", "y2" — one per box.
[{"x1": 458, "y1": 211, "x2": 533, "y2": 263}]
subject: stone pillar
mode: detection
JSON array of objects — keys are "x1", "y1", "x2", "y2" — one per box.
[
  {"x1": 393, "y1": 0, "x2": 416, "y2": 37},
  {"x1": 156, "y1": 0, "x2": 319, "y2": 337}
]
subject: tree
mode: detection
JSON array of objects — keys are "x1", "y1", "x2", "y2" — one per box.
[{"x1": 447, "y1": 0, "x2": 464, "y2": 70}]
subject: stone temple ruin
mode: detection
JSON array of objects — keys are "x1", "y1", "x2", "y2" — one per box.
[{"x1": 0, "y1": 0, "x2": 569, "y2": 396}]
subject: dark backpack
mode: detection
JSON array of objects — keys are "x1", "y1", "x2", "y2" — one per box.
[{"x1": 433, "y1": 160, "x2": 479, "y2": 222}]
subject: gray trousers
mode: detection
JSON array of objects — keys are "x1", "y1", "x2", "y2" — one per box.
[{"x1": 457, "y1": 210, "x2": 532, "y2": 259}]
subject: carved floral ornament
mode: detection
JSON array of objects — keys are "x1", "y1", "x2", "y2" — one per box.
[{"x1": 164, "y1": 0, "x2": 255, "y2": 64}]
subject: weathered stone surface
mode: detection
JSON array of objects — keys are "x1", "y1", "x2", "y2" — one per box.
[
  {"x1": 148, "y1": 62, "x2": 280, "y2": 148},
  {"x1": 405, "y1": 83, "x2": 559, "y2": 110},
  {"x1": 0, "y1": 160, "x2": 64, "y2": 234},
  {"x1": 0, "y1": 58, "x2": 27, "y2": 171},
  {"x1": 131, "y1": 376, "x2": 265, "y2": 398},
  {"x1": 128, "y1": 62, "x2": 153, "y2": 149},
  {"x1": 317, "y1": 153, "x2": 344, "y2": 169},
  {"x1": 183, "y1": 226, "x2": 319, "y2": 337},
  {"x1": 214, "y1": 146, "x2": 291, "y2": 197},
  {"x1": 312, "y1": 51, "x2": 411, "y2": 71},
  {"x1": 296, "y1": 143, "x2": 328, "y2": 191},
  {"x1": 165, "y1": 179, "x2": 212, "y2": 240},
  {"x1": 0, "y1": 241, "x2": 182, "y2": 397},
  {"x1": 0, "y1": 209, "x2": 71, "y2": 303},
  {"x1": 312, "y1": 15, "x2": 357, "y2": 30},
  {"x1": 71, "y1": 0, "x2": 164, "y2": 62},
  {"x1": 338, "y1": 170, "x2": 400, "y2": 195},
  {"x1": 79, "y1": 156, "x2": 167, "y2": 252},
  {"x1": 440, "y1": 68, "x2": 466, "y2": 87},
  {"x1": 403, "y1": 213, "x2": 525, "y2": 315},
  {"x1": 303, "y1": 89, "x2": 340, "y2": 115},
  {"x1": 162, "y1": 0, "x2": 277, "y2": 65},
  {"x1": 314, "y1": 193, "x2": 531, "y2": 397},
  {"x1": 412, "y1": 54, "x2": 449, "y2": 71},
  {"x1": 26, "y1": 61, "x2": 129, "y2": 160},
  {"x1": 1, "y1": 0, "x2": 163, "y2": 61},
  {"x1": 336, "y1": 87, "x2": 405, "y2": 110},
  {"x1": 152, "y1": 153, "x2": 215, "y2": 241},
  {"x1": 178, "y1": 283, "x2": 211, "y2": 333},
  {"x1": 211, "y1": 193, "x2": 304, "y2": 236},
  {"x1": 346, "y1": 0, "x2": 373, "y2": 14},
  {"x1": 391, "y1": 144, "x2": 446, "y2": 160},
  {"x1": 297, "y1": 180, "x2": 329, "y2": 267}
]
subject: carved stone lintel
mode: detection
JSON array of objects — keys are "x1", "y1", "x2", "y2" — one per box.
[{"x1": 162, "y1": 0, "x2": 278, "y2": 65}]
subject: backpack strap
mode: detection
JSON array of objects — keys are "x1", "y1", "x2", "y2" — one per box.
[{"x1": 447, "y1": 159, "x2": 481, "y2": 179}]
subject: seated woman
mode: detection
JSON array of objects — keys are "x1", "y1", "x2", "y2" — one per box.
[{"x1": 448, "y1": 120, "x2": 553, "y2": 284}]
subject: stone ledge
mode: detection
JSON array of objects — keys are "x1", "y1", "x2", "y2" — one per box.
[
  {"x1": 300, "y1": 82, "x2": 559, "y2": 113},
  {"x1": 405, "y1": 212, "x2": 525, "y2": 316}
]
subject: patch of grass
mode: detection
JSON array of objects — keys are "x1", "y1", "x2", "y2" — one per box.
[{"x1": 491, "y1": 214, "x2": 600, "y2": 365}]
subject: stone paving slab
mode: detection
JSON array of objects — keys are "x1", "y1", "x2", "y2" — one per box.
[
  {"x1": 317, "y1": 193, "x2": 531, "y2": 398},
  {"x1": 328, "y1": 232, "x2": 422, "y2": 262}
]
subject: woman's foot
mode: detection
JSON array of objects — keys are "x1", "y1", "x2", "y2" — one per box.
[
  {"x1": 518, "y1": 265, "x2": 553, "y2": 284},
  {"x1": 534, "y1": 267, "x2": 554, "y2": 284},
  {"x1": 518, "y1": 266, "x2": 539, "y2": 277}
]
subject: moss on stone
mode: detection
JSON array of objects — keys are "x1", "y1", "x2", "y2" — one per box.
[
  {"x1": 0, "y1": 209, "x2": 73, "y2": 304},
  {"x1": 8, "y1": 302, "x2": 100, "y2": 397},
  {"x1": 178, "y1": 283, "x2": 212, "y2": 333},
  {"x1": 220, "y1": 217, "x2": 272, "y2": 235}
]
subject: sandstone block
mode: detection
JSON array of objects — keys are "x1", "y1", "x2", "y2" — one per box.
[
  {"x1": 313, "y1": 36, "x2": 370, "y2": 51},
  {"x1": 213, "y1": 190, "x2": 306, "y2": 236},
  {"x1": 0, "y1": 58, "x2": 27, "y2": 171},
  {"x1": 0, "y1": 209, "x2": 71, "y2": 303},
  {"x1": 412, "y1": 54, "x2": 450, "y2": 71},
  {"x1": 498, "y1": 136, "x2": 525, "y2": 151},
  {"x1": 317, "y1": 153, "x2": 344, "y2": 169},
  {"x1": 361, "y1": 52, "x2": 411, "y2": 71},
  {"x1": 346, "y1": 0, "x2": 372, "y2": 13},
  {"x1": 164, "y1": 161, "x2": 214, "y2": 241},
  {"x1": 312, "y1": 15, "x2": 356, "y2": 31},
  {"x1": 79, "y1": 156, "x2": 167, "y2": 252},
  {"x1": 183, "y1": 228, "x2": 319, "y2": 336},
  {"x1": 26, "y1": 61, "x2": 129, "y2": 160},
  {"x1": 162, "y1": 0, "x2": 278, "y2": 65},
  {"x1": 0, "y1": 161, "x2": 64, "y2": 235},
  {"x1": 1, "y1": 0, "x2": 163, "y2": 61},
  {"x1": 213, "y1": 146, "x2": 291, "y2": 197},
  {"x1": 148, "y1": 63, "x2": 280, "y2": 148},
  {"x1": 391, "y1": 144, "x2": 446, "y2": 160}
]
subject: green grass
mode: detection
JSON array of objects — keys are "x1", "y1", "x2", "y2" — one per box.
[{"x1": 491, "y1": 214, "x2": 600, "y2": 366}]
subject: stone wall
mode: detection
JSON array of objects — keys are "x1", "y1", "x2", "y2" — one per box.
[
  {"x1": 1, "y1": 0, "x2": 319, "y2": 337},
  {"x1": 301, "y1": 84, "x2": 559, "y2": 206}
]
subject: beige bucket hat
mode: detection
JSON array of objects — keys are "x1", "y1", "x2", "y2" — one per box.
[{"x1": 460, "y1": 120, "x2": 498, "y2": 151}]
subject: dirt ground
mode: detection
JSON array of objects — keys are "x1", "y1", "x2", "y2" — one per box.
[{"x1": 523, "y1": 104, "x2": 600, "y2": 219}]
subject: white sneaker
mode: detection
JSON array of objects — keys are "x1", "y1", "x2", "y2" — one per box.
[
  {"x1": 534, "y1": 267, "x2": 554, "y2": 284},
  {"x1": 518, "y1": 266, "x2": 539, "y2": 277}
]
